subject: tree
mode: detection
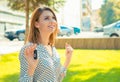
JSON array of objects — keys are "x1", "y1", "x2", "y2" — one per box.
[
  {"x1": 7, "y1": 0, "x2": 65, "y2": 43},
  {"x1": 7, "y1": 0, "x2": 65, "y2": 12},
  {"x1": 100, "y1": 0, "x2": 120, "y2": 26},
  {"x1": 25, "y1": 0, "x2": 29, "y2": 44}
]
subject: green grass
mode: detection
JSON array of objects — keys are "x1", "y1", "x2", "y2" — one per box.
[
  {"x1": 0, "y1": 52, "x2": 20, "y2": 82},
  {"x1": 0, "y1": 49, "x2": 120, "y2": 82}
]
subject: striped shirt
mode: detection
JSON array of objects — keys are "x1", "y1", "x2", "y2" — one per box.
[{"x1": 19, "y1": 43, "x2": 66, "y2": 82}]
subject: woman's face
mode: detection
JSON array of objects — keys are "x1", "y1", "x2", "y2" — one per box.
[{"x1": 35, "y1": 10, "x2": 57, "y2": 35}]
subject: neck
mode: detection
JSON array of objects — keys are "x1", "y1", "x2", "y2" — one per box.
[{"x1": 40, "y1": 33, "x2": 50, "y2": 46}]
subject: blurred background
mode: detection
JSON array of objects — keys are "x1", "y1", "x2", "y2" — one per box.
[
  {"x1": 0, "y1": 0, "x2": 120, "y2": 39},
  {"x1": 0, "y1": 0, "x2": 120, "y2": 82},
  {"x1": 0, "y1": 0, "x2": 120, "y2": 52}
]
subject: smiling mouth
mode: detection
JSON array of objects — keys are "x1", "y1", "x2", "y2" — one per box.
[{"x1": 48, "y1": 26, "x2": 55, "y2": 29}]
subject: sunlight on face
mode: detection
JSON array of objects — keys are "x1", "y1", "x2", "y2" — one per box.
[{"x1": 37, "y1": 10, "x2": 57, "y2": 35}]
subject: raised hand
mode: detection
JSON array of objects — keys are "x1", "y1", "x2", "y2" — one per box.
[
  {"x1": 64, "y1": 43, "x2": 73, "y2": 68},
  {"x1": 24, "y1": 44, "x2": 39, "y2": 76},
  {"x1": 65, "y1": 43, "x2": 73, "y2": 60}
]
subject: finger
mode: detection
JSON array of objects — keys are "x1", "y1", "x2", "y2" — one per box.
[
  {"x1": 67, "y1": 46, "x2": 73, "y2": 52},
  {"x1": 66, "y1": 48, "x2": 71, "y2": 52},
  {"x1": 27, "y1": 46, "x2": 32, "y2": 53},
  {"x1": 65, "y1": 42, "x2": 70, "y2": 48},
  {"x1": 24, "y1": 47, "x2": 29, "y2": 56},
  {"x1": 27, "y1": 44, "x2": 36, "y2": 53},
  {"x1": 28, "y1": 44, "x2": 37, "y2": 57},
  {"x1": 65, "y1": 42, "x2": 68, "y2": 45},
  {"x1": 66, "y1": 45, "x2": 72, "y2": 50},
  {"x1": 31, "y1": 44, "x2": 37, "y2": 51},
  {"x1": 65, "y1": 42, "x2": 69, "y2": 46}
]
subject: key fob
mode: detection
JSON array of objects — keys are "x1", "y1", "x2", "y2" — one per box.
[{"x1": 34, "y1": 49, "x2": 37, "y2": 60}]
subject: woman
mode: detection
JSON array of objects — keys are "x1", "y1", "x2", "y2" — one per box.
[{"x1": 19, "y1": 7, "x2": 73, "y2": 82}]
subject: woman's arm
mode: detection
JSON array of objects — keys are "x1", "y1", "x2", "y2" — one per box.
[
  {"x1": 64, "y1": 43, "x2": 73, "y2": 69},
  {"x1": 19, "y1": 48, "x2": 33, "y2": 82},
  {"x1": 58, "y1": 43, "x2": 73, "y2": 82},
  {"x1": 19, "y1": 44, "x2": 38, "y2": 82}
]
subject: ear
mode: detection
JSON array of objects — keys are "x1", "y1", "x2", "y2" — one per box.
[{"x1": 35, "y1": 21, "x2": 39, "y2": 28}]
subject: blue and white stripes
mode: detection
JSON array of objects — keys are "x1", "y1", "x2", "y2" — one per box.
[{"x1": 19, "y1": 43, "x2": 66, "y2": 82}]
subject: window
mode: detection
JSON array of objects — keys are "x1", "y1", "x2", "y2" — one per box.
[{"x1": 116, "y1": 23, "x2": 120, "y2": 28}]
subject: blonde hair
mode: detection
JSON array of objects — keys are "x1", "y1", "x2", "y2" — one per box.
[{"x1": 27, "y1": 7, "x2": 58, "y2": 46}]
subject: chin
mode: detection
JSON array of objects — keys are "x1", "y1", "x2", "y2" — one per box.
[{"x1": 49, "y1": 29, "x2": 55, "y2": 33}]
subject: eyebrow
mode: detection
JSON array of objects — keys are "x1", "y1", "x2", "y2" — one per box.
[{"x1": 44, "y1": 15, "x2": 54, "y2": 18}]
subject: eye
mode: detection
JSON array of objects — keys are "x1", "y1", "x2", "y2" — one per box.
[
  {"x1": 52, "y1": 16, "x2": 56, "y2": 20},
  {"x1": 44, "y1": 17, "x2": 49, "y2": 20}
]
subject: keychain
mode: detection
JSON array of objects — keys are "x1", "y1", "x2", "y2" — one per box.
[{"x1": 34, "y1": 49, "x2": 37, "y2": 59}]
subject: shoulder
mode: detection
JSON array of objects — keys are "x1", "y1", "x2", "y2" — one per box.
[
  {"x1": 52, "y1": 46, "x2": 56, "y2": 51},
  {"x1": 52, "y1": 46, "x2": 60, "y2": 58},
  {"x1": 52, "y1": 46, "x2": 58, "y2": 53}
]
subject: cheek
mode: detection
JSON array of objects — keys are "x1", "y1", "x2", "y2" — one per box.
[
  {"x1": 38, "y1": 21, "x2": 47, "y2": 30},
  {"x1": 55, "y1": 24, "x2": 58, "y2": 30}
]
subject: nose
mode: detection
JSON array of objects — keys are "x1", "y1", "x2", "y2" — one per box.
[
  {"x1": 50, "y1": 19, "x2": 56, "y2": 24},
  {"x1": 50, "y1": 18, "x2": 56, "y2": 22}
]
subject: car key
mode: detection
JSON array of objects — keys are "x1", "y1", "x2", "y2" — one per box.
[{"x1": 34, "y1": 49, "x2": 37, "y2": 60}]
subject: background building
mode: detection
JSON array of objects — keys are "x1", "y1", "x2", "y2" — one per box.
[
  {"x1": 57, "y1": 0, "x2": 81, "y2": 28},
  {"x1": 0, "y1": 0, "x2": 103, "y2": 35},
  {"x1": 81, "y1": 0, "x2": 92, "y2": 31},
  {"x1": 0, "y1": 0, "x2": 25, "y2": 35}
]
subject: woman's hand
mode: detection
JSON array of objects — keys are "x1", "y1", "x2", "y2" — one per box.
[
  {"x1": 64, "y1": 43, "x2": 73, "y2": 68},
  {"x1": 24, "y1": 44, "x2": 39, "y2": 76}
]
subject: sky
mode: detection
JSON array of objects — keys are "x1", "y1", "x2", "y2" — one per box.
[{"x1": 91, "y1": 0, "x2": 104, "y2": 10}]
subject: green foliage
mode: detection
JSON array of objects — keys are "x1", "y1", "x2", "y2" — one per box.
[
  {"x1": 0, "y1": 50, "x2": 120, "y2": 82},
  {"x1": 100, "y1": 0, "x2": 120, "y2": 26},
  {"x1": 7, "y1": 0, "x2": 25, "y2": 11},
  {"x1": 7, "y1": 0, "x2": 65, "y2": 12}
]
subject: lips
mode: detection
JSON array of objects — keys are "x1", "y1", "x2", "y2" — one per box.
[{"x1": 48, "y1": 25, "x2": 55, "y2": 29}]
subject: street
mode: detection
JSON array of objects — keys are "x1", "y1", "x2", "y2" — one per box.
[
  {"x1": 58, "y1": 32, "x2": 104, "y2": 38},
  {"x1": 0, "y1": 32, "x2": 104, "y2": 55},
  {"x1": 0, "y1": 36, "x2": 24, "y2": 55}
]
